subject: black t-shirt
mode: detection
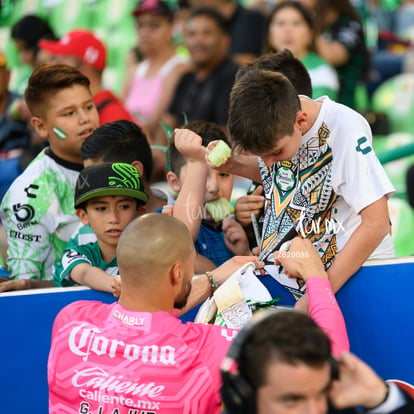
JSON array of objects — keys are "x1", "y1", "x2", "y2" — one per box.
[
  {"x1": 228, "y1": 5, "x2": 266, "y2": 57},
  {"x1": 323, "y1": 16, "x2": 369, "y2": 108},
  {"x1": 169, "y1": 58, "x2": 239, "y2": 127}
]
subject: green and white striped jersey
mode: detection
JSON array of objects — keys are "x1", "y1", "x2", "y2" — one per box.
[{"x1": 0, "y1": 148, "x2": 82, "y2": 281}]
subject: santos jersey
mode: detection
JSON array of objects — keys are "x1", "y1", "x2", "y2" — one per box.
[
  {"x1": 0, "y1": 148, "x2": 82, "y2": 280},
  {"x1": 260, "y1": 96, "x2": 395, "y2": 298},
  {"x1": 53, "y1": 225, "x2": 118, "y2": 287},
  {"x1": 48, "y1": 301, "x2": 238, "y2": 414}
]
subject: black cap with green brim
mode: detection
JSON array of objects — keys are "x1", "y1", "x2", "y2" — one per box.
[{"x1": 75, "y1": 162, "x2": 149, "y2": 208}]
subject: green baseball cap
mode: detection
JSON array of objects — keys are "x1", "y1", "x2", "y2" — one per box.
[{"x1": 75, "y1": 162, "x2": 149, "y2": 208}]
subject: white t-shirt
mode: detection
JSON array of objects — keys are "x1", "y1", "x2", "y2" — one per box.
[{"x1": 260, "y1": 96, "x2": 395, "y2": 297}]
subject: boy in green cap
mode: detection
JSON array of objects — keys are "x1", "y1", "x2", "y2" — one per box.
[{"x1": 53, "y1": 162, "x2": 148, "y2": 292}]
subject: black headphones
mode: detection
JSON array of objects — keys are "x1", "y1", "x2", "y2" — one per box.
[{"x1": 220, "y1": 307, "x2": 339, "y2": 414}]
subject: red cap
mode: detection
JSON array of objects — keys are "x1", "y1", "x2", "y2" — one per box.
[{"x1": 39, "y1": 30, "x2": 106, "y2": 71}]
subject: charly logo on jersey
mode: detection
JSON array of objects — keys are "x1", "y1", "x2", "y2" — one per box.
[
  {"x1": 69, "y1": 323, "x2": 177, "y2": 365},
  {"x1": 24, "y1": 184, "x2": 39, "y2": 198},
  {"x1": 355, "y1": 136, "x2": 372, "y2": 155}
]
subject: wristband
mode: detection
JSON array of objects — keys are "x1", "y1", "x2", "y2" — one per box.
[{"x1": 205, "y1": 271, "x2": 219, "y2": 296}]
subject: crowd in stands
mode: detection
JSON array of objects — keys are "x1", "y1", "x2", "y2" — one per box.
[{"x1": 0, "y1": 0, "x2": 413, "y2": 412}]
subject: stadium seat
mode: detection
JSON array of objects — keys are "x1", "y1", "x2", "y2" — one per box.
[
  {"x1": 371, "y1": 73, "x2": 414, "y2": 134},
  {"x1": 388, "y1": 197, "x2": 414, "y2": 257},
  {"x1": 7, "y1": 0, "x2": 48, "y2": 25},
  {"x1": 91, "y1": 0, "x2": 135, "y2": 30},
  {"x1": 47, "y1": 0, "x2": 94, "y2": 37},
  {"x1": 92, "y1": 0, "x2": 136, "y2": 94},
  {"x1": 375, "y1": 132, "x2": 414, "y2": 195}
]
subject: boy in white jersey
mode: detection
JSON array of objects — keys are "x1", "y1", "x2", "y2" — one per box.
[
  {"x1": 53, "y1": 162, "x2": 148, "y2": 291},
  {"x1": 208, "y1": 64, "x2": 394, "y2": 312},
  {"x1": 0, "y1": 64, "x2": 99, "y2": 290}
]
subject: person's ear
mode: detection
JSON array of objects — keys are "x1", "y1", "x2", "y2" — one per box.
[
  {"x1": 31, "y1": 116, "x2": 49, "y2": 139},
  {"x1": 295, "y1": 110, "x2": 308, "y2": 132},
  {"x1": 166, "y1": 171, "x2": 181, "y2": 193},
  {"x1": 169, "y1": 260, "x2": 183, "y2": 288},
  {"x1": 76, "y1": 208, "x2": 89, "y2": 226},
  {"x1": 131, "y1": 160, "x2": 144, "y2": 177},
  {"x1": 136, "y1": 203, "x2": 146, "y2": 216}
]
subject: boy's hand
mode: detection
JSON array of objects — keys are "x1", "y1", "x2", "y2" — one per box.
[
  {"x1": 0, "y1": 279, "x2": 30, "y2": 292},
  {"x1": 211, "y1": 255, "x2": 264, "y2": 286},
  {"x1": 174, "y1": 128, "x2": 207, "y2": 162},
  {"x1": 273, "y1": 237, "x2": 327, "y2": 282},
  {"x1": 294, "y1": 293, "x2": 309, "y2": 314},
  {"x1": 205, "y1": 140, "x2": 233, "y2": 172},
  {"x1": 111, "y1": 275, "x2": 122, "y2": 299},
  {"x1": 161, "y1": 205, "x2": 174, "y2": 216},
  {"x1": 222, "y1": 216, "x2": 251, "y2": 256},
  {"x1": 234, "y1": 185, "x2": 265, "y2": 226}
]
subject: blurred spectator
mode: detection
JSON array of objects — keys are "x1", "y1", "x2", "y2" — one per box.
[
  {"x1": 9, "y1": 14, "x2": 57, "y2": 161},
  {"x1": 299, "y1": 0, "x2": 370, "y2": 109},
  {"x1": 11, "y1": 14, "x2": 57, "y2": 70},
  {"x1": 264, "y1": 1, "x2": 339, "y2": 100},
  {"x1": 173, "y1": 0, "x2": 192, "y2": 51},
  {"x1": 362, "y1": 1, "x2": 406, "y2": 96},
  {"x1": 387, "y1": 0, "x2": 414, "y2": 42},
  {"x1": 248, "y1": 0, "x2": 279, "y2": 16},
  {"x1": 162, "y1": 7, "x2": 238, "y2": 130},
  {"x1": 123, "y1": 0, "x2": 190, "y2": 145},
  {"x1": 190, "y1": 0, "x2": 266, "y2": 66},
  {"x1": 0, "y1": 50, "x2": 31, "y2": 202},
  {"x1": 39, "y1": 29, "x2": 135, "y2": 126}
]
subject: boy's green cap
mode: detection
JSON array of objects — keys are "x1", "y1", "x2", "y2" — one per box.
[{"x1": 74, "y1": 162, "x2": 149, "y2": 208}]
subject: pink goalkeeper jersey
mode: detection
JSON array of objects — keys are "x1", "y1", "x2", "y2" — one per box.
[{"x1": 48, "y1": 302, "x2": 238, "y2": 414}]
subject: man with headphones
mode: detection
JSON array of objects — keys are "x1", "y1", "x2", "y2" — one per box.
[{"x1": 220, "y1": 293, "x2": 413, "y2": 413}]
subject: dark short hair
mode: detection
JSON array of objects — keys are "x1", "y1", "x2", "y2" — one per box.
[
  {"x1": 24, "y1": 63, "x2": 90, "y2": 118},
  {"x1": 80, "y1": 120, "x2": 153, "y2": 182},
  {"x1": 11, "y1": 14, "x2": 57, "y2": 50},
  {"x1": 236, "y1": 49, "x2": 313, "y2": 98},
  {"x1": 238, "y1": 311, "x2": 331, "y2": 390},
  {"x1": 187, "y1": 6, "x2": 229, "y2": 34},
  {"x1": 169, "y1": 120, "x2": 230, "y2": 176},
  {"x1": 228, "y1": 70, "x2": 300, "y2": 154}
]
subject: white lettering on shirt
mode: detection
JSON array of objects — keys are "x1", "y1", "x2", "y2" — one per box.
[{"x1": 68, "y1": 324, "x2": 176, "y2": 365}]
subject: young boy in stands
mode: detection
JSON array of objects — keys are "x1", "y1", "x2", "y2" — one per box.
[
  {"x1": 167, "y1": 121, "x2": 251, "y2": 266},
  {"x1": 0, "y1": 64, "x2": 99, "y2": 288},
  {"x1": 53, "y1": 162, "x2": 148, "y2": 291},
  {"x1": 80, "y1": 119, "x2": 174, "y2": 212},
  {"x1": 211, "y1": 62, "x2": 395, "y2": 311},
  {"x1": 81, "y1": 119, "x2": 218, "y2": 273}
]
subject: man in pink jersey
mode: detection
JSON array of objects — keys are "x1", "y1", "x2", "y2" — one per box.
[
  {"x1": 48, "y1": 213, "x2": 350, "y2": 413},
  {"x1": 48, "y1": 213, "x2": 257, "y2": 413}
]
